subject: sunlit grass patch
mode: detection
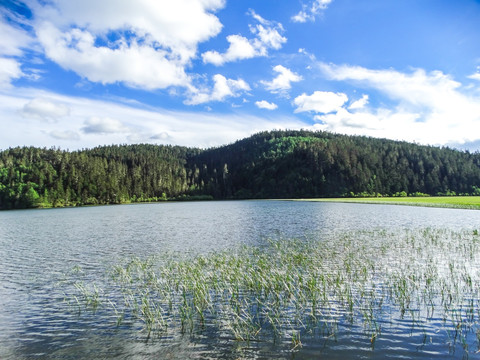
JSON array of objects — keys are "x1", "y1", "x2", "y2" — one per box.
[{"x1": 297, "y1": 196, "x2": 480, "y2": 209}]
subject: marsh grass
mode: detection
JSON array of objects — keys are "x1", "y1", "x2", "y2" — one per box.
[
  {"x1": 66, "y1": 228, "x2": 480, "y2": 355},
  {"x1": 298, "y1": 196, "x2": 480, "y2": 210}
]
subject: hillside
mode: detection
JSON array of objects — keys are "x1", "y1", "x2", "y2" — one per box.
[{"x1": 1, "y1": 130, "x2": 480, "y2": 209}]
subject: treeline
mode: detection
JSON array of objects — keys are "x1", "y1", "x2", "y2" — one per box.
[
  {"x1": 189, "y1": 130, "x2": 480, "y2": 199},
  {"x1": 0, "y1": 144, "x2": 199, "y2": 209},
  {"x1": 1, "y1": 130, "x2": 480, "y2": 209}
]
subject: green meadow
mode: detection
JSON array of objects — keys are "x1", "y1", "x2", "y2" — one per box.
[{"x1": 295, "y1": 196, "x2": 480, "y2": 210}]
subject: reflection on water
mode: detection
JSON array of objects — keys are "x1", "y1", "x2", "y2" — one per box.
[{"x1": 0, "y1": 200, "x2": 479, "y2": 359}]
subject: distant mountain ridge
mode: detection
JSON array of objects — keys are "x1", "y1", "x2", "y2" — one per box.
[{"x1": 1, "y1": 130, "x2": 480, "y2": 209}]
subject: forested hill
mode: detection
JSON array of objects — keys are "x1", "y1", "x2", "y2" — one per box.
[{"x1": 1, "y1": 130, "x2": 480, "y2": 209}]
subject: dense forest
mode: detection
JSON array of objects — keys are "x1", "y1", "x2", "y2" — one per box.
[{"x1": 1, "y1": 130, "x2": 480, "y2": 209}]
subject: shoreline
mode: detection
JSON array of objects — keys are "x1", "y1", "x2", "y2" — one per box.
[{"x1": 290, "y1": 196, "x2": 480, "y2": 210}]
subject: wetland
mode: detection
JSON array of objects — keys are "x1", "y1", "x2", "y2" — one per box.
[{"x1": 1, "y1": 200, "x2": 480, "y2": 359}]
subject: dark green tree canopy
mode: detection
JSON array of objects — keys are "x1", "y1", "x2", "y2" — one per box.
[{"x1": 1, "y1": 130, "x2": 479, "y2": 209}]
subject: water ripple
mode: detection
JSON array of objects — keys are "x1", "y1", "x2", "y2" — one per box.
[{"x1": 1, "y1": 201, "x2": 480, "y2": 359}]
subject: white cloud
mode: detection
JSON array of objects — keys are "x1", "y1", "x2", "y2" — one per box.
[
  {"x1": 0, "y1": 87, "x2": 305, "y2": 150},
  {"x1": 251, "y1": 25, "x2": 285, "y2": 52},
  {"x1": 23, "y1": 68, "x2": 43, "y2": 82},
  {"x1": 468, "y1": 73, "x2": 480, "y2": 81},
  {"x1": 292, "y1": 0, "x2": 332, "y2": 23},
  {"x1": 0, "y1": 14, "x2": 37, "y2": 88},
  {"x1": 186, "y1": 74, "x2": 250, "y2": 105},
  {"x1": 291, "y1": 12, "x2": 309, "y2": 23},
  {"x1": 82, "y1": 117, "x2": 130, "y2": 134},
  {"x1": 293, "y1": 91, "x2": 348, "y2": 114},
  {"x1": 49, "y1": 130, "x2": 80, "y2": 140},
  {"x1": 202, "y1": 10, "x2": 286, "y2": 66},
  {"x1": 0, "y1": 17, "x2": 33, "y2": 57},
  {"x1": 302, "y1": 63, "x2": 480, "y2": 146},
  {"x1": 312, "y1": 108, "x2": 423, "y2": 142},
  {"x1": 261, "y1": 65, "x2": 303, "y2": 94},
  {"x1": 36, "y1": 22, "x2": 191, "y2": 90},
  {"x1": 34, "y1": 0, "x2": 224, "y2": 54},
  {"x1": 348, "y1": 94, "x2": 369, "y2": 110},
  {"x1": 319, "y1": 63, "x2": 465, "y2": 111},
  {"x1": 202, "y1": 34, "x2": 256, "y2": 66},
  {"x1": 0, "y1": 57, "x2": 23, "y2": 88},
  {"x1": 150, "y1": 132, "x2": 172, "y2": 141},
  {"x1": 311, "y1": 105, "x2": 457, "y2": 149},
  {"x1": 255, "y1": 100, "x2": 278, "y2": 110},
  {"x1": 248, "y1": 9, "x2": 269, "y2": 25},
  {"x1": 21, "y1": 97, "x2": 70, "y2": 121},
  {"x1": 31, "y1": 0, "x2": 225, "y2": 89}
]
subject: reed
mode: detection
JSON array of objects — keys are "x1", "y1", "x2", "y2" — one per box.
[{"x1": 67, "y1": 228, "x2": 480, "y2": 355}]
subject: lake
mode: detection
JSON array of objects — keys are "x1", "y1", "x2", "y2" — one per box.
[{"x1": 0, "y1": 200, "x2": 479, "y2": 359}]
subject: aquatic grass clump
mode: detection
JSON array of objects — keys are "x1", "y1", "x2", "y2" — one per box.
[{"x1": 67, "y1": 228, "x2": 480, "y2": 356}]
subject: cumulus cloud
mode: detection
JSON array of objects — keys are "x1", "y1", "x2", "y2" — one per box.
[
  {"x1": 300, "y1": 63, "x2": 480, "y2": 146},
  {"x1": 255, "y1": 100, "x2": 278, "y2": 110},
  {"x1": 261, "y1": 65, "x2": 303, "y2": 94},
  {"x1": 21, "y1": 98, "x2": 70, "y2": 121},
  {"x1": 202, "y1": 10, "x2": 286, "y2": 66},
  {"x1": 319, "y1": 63, "x2": 465, "y2": 111},
  {"x1": 82, "y1": 117, "x2": 130, "y2": 134},
  {"x1": 293, "y1": 91, "x2": 348, "y2": 114},
  {"x1": 250, "y1": 12, "x2": 286, "y2": 51},
  {"x1": 186, "y1": 74, "x2": 250, "y2": 105},
  {"x1": 202, "y1": 35, "x2": 256, "y2": 66},
  {"x1": 292, "y1": 0, "x2": 332, "y2": 23},
  {"x1": 37, "y1": 23, "x2": 191, "y2": 90},
  {"x1": 31, "y1": 0, "x2": 225, "y2": 89},
  {"x1": 348, "y1": 94, "x2": 369, "y2": 110}
]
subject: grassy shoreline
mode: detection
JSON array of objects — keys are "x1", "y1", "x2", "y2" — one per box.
[{"x1": 292, "y1": 196, "x2": 480, "y2": 210}]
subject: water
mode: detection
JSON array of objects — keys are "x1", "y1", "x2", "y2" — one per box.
[{"x1": 0, "y1": 200, "x2": 479, "y2": 359}]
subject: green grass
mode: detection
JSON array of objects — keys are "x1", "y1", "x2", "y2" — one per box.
[
  {"x1": 65, "y1": 228, "x2": 480, "y2": 356},
  {"x1": 294, "y1": 196, "x2": 480, "y2": 209}
]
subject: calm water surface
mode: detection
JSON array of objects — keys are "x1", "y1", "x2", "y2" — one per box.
[{"x1": 0, "y1": 200, "x2": 479, "y2": 359}]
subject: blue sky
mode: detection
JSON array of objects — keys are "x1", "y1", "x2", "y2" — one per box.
[{"x1": 2, "y1": 0, "x2": 480, "y2": 150}]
